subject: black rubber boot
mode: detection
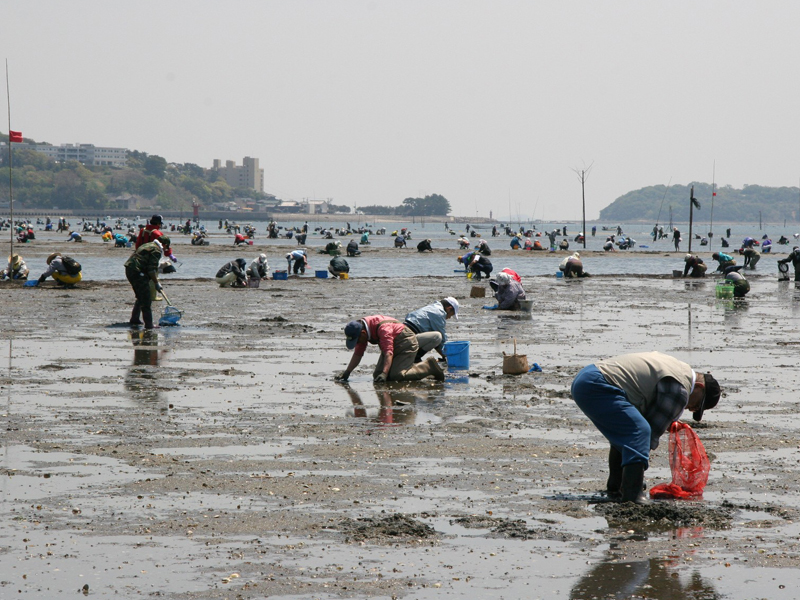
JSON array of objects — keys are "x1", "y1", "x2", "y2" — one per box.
[
  {"x1": 606, "y1": 447, "x2": 623, "y2": 500},
  {"x1": 620, "y1": 463, "x2": 650, "y2": 504},
  {"x1": 129, "y1": 302, "x2": 142, "y2": 327},
  {"x1": 142, "y1": 306, "x2": 155, "y2": 330}
]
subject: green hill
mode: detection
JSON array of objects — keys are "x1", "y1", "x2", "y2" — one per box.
[
  {"x1": 600, "y1": 182, "x2": 800, "y2": 223},
  {"x1": 0, "y1": 133, "x2": 272, "y2": 211}
]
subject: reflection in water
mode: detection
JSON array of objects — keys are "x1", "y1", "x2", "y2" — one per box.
[
  {"x1": 124, "y1": 330, "x2": 169, "y2": 409},
  {"x1": 340, "y1": 383, "x2": 418, "y2": 426},
  {"x1": 723, "y1": 298, "x2": 749, "y2": 327},
  {"x1": 3, "y1": 338, "x2": 11, "y2": 504},
  {"x1": 570, "y1": 552, "x2": 721, "y2": 599}
]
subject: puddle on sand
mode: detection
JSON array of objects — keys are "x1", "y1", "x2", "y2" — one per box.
[
  {"x1": 150, "y1": 441, "x2": 300, "y2": 460},
  {"x1": 0, "y1": 529, "x2": 224, "y2": 598},
  {"x1": 0, "y1": 445, "x2": 148, "y2": 499}
]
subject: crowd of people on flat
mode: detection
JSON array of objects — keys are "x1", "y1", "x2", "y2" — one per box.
[
  {"x1": 7, "y1": 215, "x2": 800, "y2": 317},
  {"x1": 10, "y1": 214, "x2": 795, "y2": 505}
]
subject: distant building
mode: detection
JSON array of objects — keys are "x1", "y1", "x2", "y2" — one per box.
[
  {"x1": 212, "y1": 157, "x2": 264, "y2": 193},
  {"x1": 110, "y1": 194, "x2": 152, "y2": 211},
  {"x1": 1, "y1": 142, "x2": 128, "y2": 167}
]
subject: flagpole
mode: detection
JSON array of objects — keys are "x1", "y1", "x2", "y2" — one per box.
[{"x1": 5, "y1": 59, "x2": 13, "y2": 263}]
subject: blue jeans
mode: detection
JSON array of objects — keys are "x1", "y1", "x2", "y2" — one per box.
[{"x1": 571, "y1": 365, "x2": 651, "y2": 468}]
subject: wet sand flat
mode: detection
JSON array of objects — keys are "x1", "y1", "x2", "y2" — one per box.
[{"x1": 2, "y1": 272, "x2": 800, "y2": 598}]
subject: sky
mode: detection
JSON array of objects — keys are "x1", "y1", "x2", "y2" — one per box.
[{"x1": 3, "y1": 1, "x2": 800, "y2": 220}]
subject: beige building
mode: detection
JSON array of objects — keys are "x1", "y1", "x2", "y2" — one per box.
[{"x1": 212, "y1": 157, "x2": 264, "y2": 193}]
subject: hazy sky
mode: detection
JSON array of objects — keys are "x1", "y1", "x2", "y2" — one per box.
[{"x1": 4, "y1": 1, "x2": 800, "y2": 219}]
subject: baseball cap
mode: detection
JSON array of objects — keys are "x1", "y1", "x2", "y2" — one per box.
[
  {"x1": 151, "y1": 214, "x2": 163, "y2": 225},
  {"x1": 344, "y1": 320, "x2": 363, "y2": 350},
  {"x1": 693, "y1": 373, "x2": 721, "y2": 422},
  {"x1": 443, "y1": 297, "x2": 459, "y2": 320}
]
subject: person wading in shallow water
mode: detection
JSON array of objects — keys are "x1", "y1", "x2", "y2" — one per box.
[
  {"x1": 570, "y1": 352, "x2": 721, "y2": 504},
  {"x1": 125, "y1": 237, "x2": 171, "y2": 329}
]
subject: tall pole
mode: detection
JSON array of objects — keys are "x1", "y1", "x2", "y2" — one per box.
[
  {"x1": 6, "y1": 60, "x2": 13, "y2": 262},
  {"x1": 571, "y1": 162, "x2": 593, "y2": 250},
  {"x1": 688, "y1": 186, "x2": 694, "y2": 253},
  {"x1": 709, "y1": 161, "x2": 716, "y2": 251},
  {"x1": 581, "y1": 170, "x2": 586, "y2": 250},
  {"x1": 688, "y1": 185, "x2": 700, "y2": 254}
]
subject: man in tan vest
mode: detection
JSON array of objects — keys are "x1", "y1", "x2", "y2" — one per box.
[{"x1": 571, "y1": 352, "x2": 721, "y2": 504}]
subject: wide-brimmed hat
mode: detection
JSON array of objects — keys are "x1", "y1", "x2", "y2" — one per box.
[
  {"x1": 46, "y1": 252, "x2": 61, "y2": 265},
  {"x1": 344, "y1": 320, "x2": 363, "y2": 350},
  {"x1": 693, "y1": 373, "x2": 721, "y2": 422}
]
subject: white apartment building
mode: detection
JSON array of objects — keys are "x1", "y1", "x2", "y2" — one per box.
[{"x1": 1, "y1": 142, "x2": 128, "y2": 167}]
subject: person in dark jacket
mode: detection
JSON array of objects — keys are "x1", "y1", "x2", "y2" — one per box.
[
  {"x1": 475, "y1": 239, "x2": 491, "y2": 256},
  {"x1": 725, "y1": 268, "x2": 750, "y2": 298},
  {"x1": 328, "y1": 255, "x2": 350, "y2": 278},
  {"x1": 346, "y1": 239, "x2": 361, "y2": 257},
  {"x1": 778, "y1": 246, "x2": 800, "y2": 281},
  {"x1": 416, "y1": 239, "x2": 433, "y2": 252},
  {"x1": 216, "y1": 258, "x2": 248, "y2": 287},
  {"x1": 458, "y1": 252, "x2": 493, "y2": 280},
  {"x1": 672, "y1": 227, "x2": 681, "y2": 251},
  {"x1": 683, "y1": 254, "x2": 707, "y2": 277},
  {"x1": 125, "y1": 237, "x2": 171, "y2": 329},
  {"x1": 559, "y1": 253, "x2": 589, "y2": 278}
]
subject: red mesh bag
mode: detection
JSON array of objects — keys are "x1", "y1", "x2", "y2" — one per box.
[{"x1": 649, "y1": 421, "x2": 710, "y2": 499}]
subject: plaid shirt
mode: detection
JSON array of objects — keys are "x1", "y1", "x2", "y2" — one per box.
[{"x1": 643, "y1": 377, "x2": 689, "y2": 450}]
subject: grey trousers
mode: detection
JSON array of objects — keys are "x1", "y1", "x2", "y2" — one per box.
[{"x1": 416, "y1": 331, "x2": 443, "y2": 355}]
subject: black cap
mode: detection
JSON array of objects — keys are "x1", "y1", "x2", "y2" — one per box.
[
  {"x1": 150, "y1": 214, "x2": 163, "y2": 225},
  {"x1": 693, "y1": 373, "x2": 721, "y2": 422}
]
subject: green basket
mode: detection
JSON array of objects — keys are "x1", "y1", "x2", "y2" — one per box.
[{"x1": 715, "y1": 283, "x2": 734, "y2": 299}]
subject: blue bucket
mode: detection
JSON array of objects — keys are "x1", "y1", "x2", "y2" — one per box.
[
  {"x1": 273, "y1": 270, "x2": 288, "y2": 280},
  {"x1": 315, "y1": 270, "x2": 328, "y2": 279},
  {"x1": 442, "y1": 340, "x2": 470, "y2": 369},
  {"x1": 556, "y1": 271, "x2": 564, "y2": 278}
]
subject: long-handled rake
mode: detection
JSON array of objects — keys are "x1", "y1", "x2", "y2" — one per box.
[{"x1": 158, "y1": 290, "x2": 183, "y2": 326}]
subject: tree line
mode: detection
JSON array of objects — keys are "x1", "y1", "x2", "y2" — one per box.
[
  {"x1": 600, "y1": 182, "x2": 800, "y2": 223},
  {"x1": 360, "y1": 194, "x2": 451, "y2": 216}
]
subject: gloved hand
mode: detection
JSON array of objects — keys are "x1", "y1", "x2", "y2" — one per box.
[
  {"x1": 155, "y1": 283, "x2": 163, "y2": 292},
  {"x1": 374, "y1": 372, "x2": 388, "y2": 383},
  {"x1": 482, "y1": 304, "x2": 498, "y2": 310},
  {"x1": 334, "y1": 371, "x2": 349, "y2": 382},
  {"x1": 170, "y1": 254, "x2": 178, "y2": 262}
]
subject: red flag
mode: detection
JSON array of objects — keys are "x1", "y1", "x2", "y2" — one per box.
[{"x1": 9, "y1": 130, "x2": 23, "y2": 143}]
